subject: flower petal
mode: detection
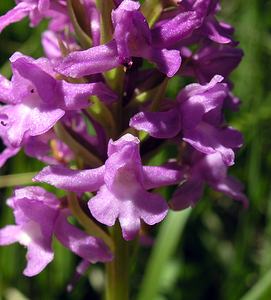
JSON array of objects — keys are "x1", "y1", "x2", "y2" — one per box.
[
  {"x1": 118, "y1": 200, "x2": 141, "y2": 240},
  {"x1": 0, "y1": 103, "x2": 64, "y2": 147},
  {"x1": 54, "y1": 210, "x2": 113, "y2": 263},
  {"x1": 11, "y1": 55, "x2": 61, "y2": 105},
  {"x1": 183, "y1": 122, "x2": 241, "y2": 166},
  {"x1": 23, "y1": 238, "x2": 54, "y2": 277},
  {"x1": 136, "y1": 190, "x2": 168, "y2": 226},
  {"x1": 211, "y1": 176, "x2": 248, "y2": 208},
  {"x1": 150, "y1": 48, "x2": 181, "y2": 77},
  {"x1": 61, "y1": 81, "x2": 117, "y2": 109},
  {"x1": 0, "y1": 146, "x2": 20, "y2": 168},
  {"x1": 34, "y1": 165, "x2": 105, "y2": 193},
  {"x1": 55, "y1": 41, "x2": 120, "y2": 78},
  {"x1": 88, "y1": 185, "x2": 119, "y2": 227},
  {"x1": 170, "y1": 179, "x2": 204, "y2": 210},
  {"x1": 142, "y1": 165, "x2": 183, "y2": 190},
  {"x1": 0, "y1": 225, "x2": 20, "y2": 245},
  {"x1": 0, "y1": 74, "x2": 14, "y2": 104},
  {"x1": 0, "y1": 2, "x2": 34, "y2": 33},
  {"x1": 130, "y1": 109, "x2": 181, "y2": 138},
  {"x1": 152, "y1": 11, "x2": 201, "y2": 48}
]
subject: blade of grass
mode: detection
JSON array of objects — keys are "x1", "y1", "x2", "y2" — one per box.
[
  {"x1": 240, "y1": 269, "x2": 271, "y2": 300},
  {"x1": 137, "y1": 209, "x2": 191, "y2": 300},
  {"x1": 0, "y1": 172, "x2": 37, "y2": 188}
]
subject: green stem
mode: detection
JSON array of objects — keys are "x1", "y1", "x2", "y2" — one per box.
[
  {"x1": 141, "y1": 0, "x2": 163, "y2": 27},
  {"x1": 106, "y1": 224, "x2": 129, "y2": 300},
  {"x1": 54, "y1": 122, "x2": 103, "y2": 167},
  {"x1": 150, "y1": 78, "x2": 169, "y2": 112},
  {"x1": 96, "y1": 0, "x2": 114, "y2": 44},
  {"x1": 87, "y1": 97, "x2": 118, "y2": 139},
  {"x1": 0, "y1": 172, "x2": 37, "y2": 188},
  {"x1": 67, "y1": 193, "x2": 114, "y2": 252},
  {"x1": 67, "y1": 0, "x2": 92, "y2": 49}
]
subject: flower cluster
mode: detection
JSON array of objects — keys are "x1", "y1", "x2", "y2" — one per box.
[{"x1": 0, "y1": 0, "x2": 247, "y2": 283}]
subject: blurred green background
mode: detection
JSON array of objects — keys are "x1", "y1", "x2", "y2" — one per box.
[{"x1": 0, "y1": 0, "x2": 271, "y2": 299}]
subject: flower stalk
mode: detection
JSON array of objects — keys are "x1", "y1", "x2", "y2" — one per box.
[
  {"x1": 106, "y1": 224, "x2": 129, "y2": 300},
  {"x1": 67, "y1": 192, "x2": 114, "y2": 252}
]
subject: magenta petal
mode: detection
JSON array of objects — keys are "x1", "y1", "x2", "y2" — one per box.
[
  {"x1": 0, "y1": 222, "x2": 54, "y2": 277},
  {"x1": 170, "y1": 179, "x2": 204, "y2": 211},
  {"x1": 137, "y1": 190, "x2": 168, "y2": 226},
  {"x1": 118, "y1": 201, "x2": 141, "y2": 241},
  {"x1": 130, "y1": 110, "x2": 181, "y2": 138},
  {"x1": 89, "y1": 185, "x2": 168, "y2": 241},
  {"x1": 115, "y1": 0, "x2": 140, "y2": 12},
  {"x1": 34, "y1": 165, "x2": 105, "y2": 193},
  {"x1": 212, "y1": 176, "x2": 248, "y2": 208},
  {"x1": 178, "y1": 75, "x2": 224, "y2": 102},
  {"x1": 197, "y1": 152, "x2": 228, "y2": 182},
  {"x1": 54, "y1": 211, "x2": 112, "y2": 263},
  {"x1": 180, "y1": 75, "x2": 226, "y2": 129},
  {"x1": 0, "y1": 147, "x2": 20, "y2": 168},
  {"x1": 112, "y1": 0, "x2": 150, "y2": 64},
  {"x1": 0, "y1": 2, "x2": 34, "y2": 33},
  {"x1": 0, "y1": 225, "x2": 20, "y2": 245},
  {"x1": 0, "y1": 74, "x2": 14, "y2": 104},
  {"x1": 119, "y1": 189, "x2": 168, "y2": 240},
  {"x1": 11, "y1": 55, "x2": 60, "y2": 105},
  {"x1": 0, "y1": 187, "x2": 59, "y2": 276},
  {"x1": 67, "y1": 260, "x2": 91, "y2": 292},
  {"x1": 12, "y1": 186, "x2": 59, "y2": 208},
  {"x1": 152, "y1": 11, "x2": 201, "y2": 48},
  {"x1": 38, "y1": 0, "x2": 50, "y2": 12},
  {"x1": 107, "y1": 133, "x2": 140, "y2": 156},
  {"x1": 191, "y1": 45, "x2": 243, "y2": 84},
  {"x1": 88, "y1": 185, "x2": 119, "y2": 227},
  {"x1": 104, "y1": 137, "x2": 142, "y2": 195},
  {"x1": 18, "y1": 198, "x2": 57, "y2": 223},
  {"x1": 0, "y1": 103, "x2": 64, "y2": 147},
  {"x1": 55, "y1": 41, "x2": 120, "y2": 78},
  {"x1": 41, "y1": 30, "x2": 62, "y2": 59},
  {"x1": 202, "y1": 18, "x2": 232, "y2": 44},
  {"x1": 218, "y1": 126, "x2": 243, "y2": 149},
  {"x1": 150, "y1": 48, "x2": 181, "y2": 77},
  {"x1": 24, "y1": 105, "x2": 64, "y2": 137},
  {"x1": 183, "y1": 122, "x2": 238, "y2": 166},
  {"x1": 142, "y1": 165, "x2": 183, "y2": 190},
  {"x1": 87, "y1": 3, "x2": 100, "y2": 46},
  {"x1": 23, "y1": 135, "x2": 55, "y2": 164},
  {"x1": 14, "y1": 213, "x2": 54, "y2": 276},
  {"x1": 7, "y1": 53, "x2": 115, "y2": 143},
  {"x1": 23, "y1": 239, "x2": 54, "y2": 277},
  {"x1": 112, "y1": 0, "x2": 142, "y2": 63},
  {"x1": 0, "y1": 105, "x2": 29, "y2": 147},
  {"x1": 61, "y1": 81, "x2": 117, "y2": 109}
]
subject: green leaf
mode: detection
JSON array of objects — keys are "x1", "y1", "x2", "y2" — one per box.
[
  {"x1": 240, "y1": 269, "x2": 271, "y2": 300},
  {"x1": 67, "y1": 0, "x2": 92, "y2": 49},
  {"x1": 95, "y1": 0, "x2": 114, "y2": 43},
  {"x1": 54, "y1": 122, "x2": 103, "y2": 167},
  {"x1": 137, "y1": 209, "x2": 191, "y2": 300},
  {"x1": 141, "y1": 0, "x2": 163, "y2": 27}
]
